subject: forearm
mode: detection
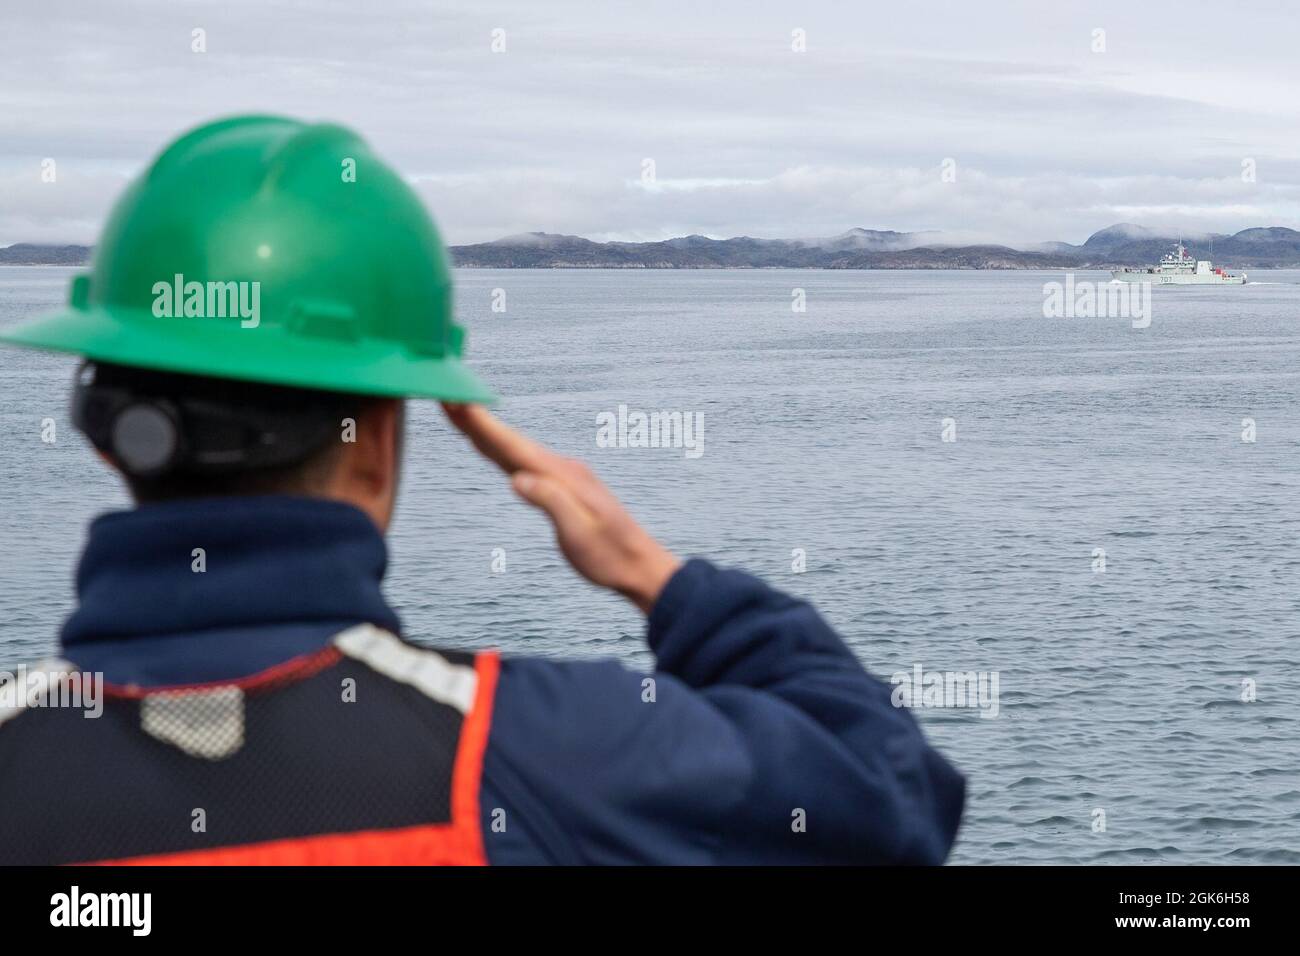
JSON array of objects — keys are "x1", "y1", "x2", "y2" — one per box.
[
  {"x1": 647, "y1": 558, "x2": 966, "y2": 863},
  {"x1": 648, "y1": 559, "x2": 865, "y2": 690}
]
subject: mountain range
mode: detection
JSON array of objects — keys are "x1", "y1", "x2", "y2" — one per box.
[
  {"x1": 5, "y1": 224, "x2": 1300, "y2": 269},
  {"x1": 447, "y1": 224, "x2": 1300, "y2": 269}
]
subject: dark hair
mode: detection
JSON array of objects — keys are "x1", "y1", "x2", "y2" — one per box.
[{"x1": 77, "y1": 362, "x2": 386, "y2": 504}]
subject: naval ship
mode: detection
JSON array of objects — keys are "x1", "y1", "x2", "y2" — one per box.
[{"x1": 1111, "y1": 242, "x2": 1246, "y2": 285}]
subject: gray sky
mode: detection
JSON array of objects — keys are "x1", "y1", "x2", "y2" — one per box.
[{"x1": 2, "y1": 0, "x2": 1298, "y2": 246}]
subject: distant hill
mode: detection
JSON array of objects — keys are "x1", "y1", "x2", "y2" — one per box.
[
  {"x1": 449, "y1": 225, "x2": 1300, "y2": 269},
  {"x1": 0, "y1": 244, "x2": 91, "y2": 265},
  {"x1": 6, "y1": 226, "x2": 1300, "y2": 269}
]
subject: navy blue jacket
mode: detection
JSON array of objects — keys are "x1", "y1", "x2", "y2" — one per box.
[{"x1": 60, "y1": 496, "x2": 964, "y2": 864}]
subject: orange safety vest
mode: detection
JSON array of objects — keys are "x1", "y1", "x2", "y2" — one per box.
[{"x1": 0, "y1": 625, "x2": 499, "y2": 865}]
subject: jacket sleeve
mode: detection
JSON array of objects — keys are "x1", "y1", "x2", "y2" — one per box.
[{"x1": 479, "y1": 559, "x2": 965, "y2": 864}]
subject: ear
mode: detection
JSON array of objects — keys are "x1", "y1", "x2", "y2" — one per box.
[{"x1": 329, "y1": 399, "x2": 402, "y2": 530}]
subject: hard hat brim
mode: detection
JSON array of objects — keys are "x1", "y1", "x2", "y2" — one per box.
[{"x1": 0, "y1": 306, "x2": 497, "y2": 403}]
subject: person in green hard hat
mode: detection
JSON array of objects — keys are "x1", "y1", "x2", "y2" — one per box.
[{"x1": 0, "y1": 116, "x2": 964, "y2": 865}]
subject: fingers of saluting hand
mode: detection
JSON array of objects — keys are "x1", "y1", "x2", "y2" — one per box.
[
  {"x1": 511, "y1": 472, "x2": 595, "y2": 530},
  {"x1": 441, "y1": 403, "x2": 559, "y2": 476},
  {"x1": 442, "y1": 404, "x2": 681, "y2": 614},
  {"x1": 442, "y1": 403, "x2": 619, "y2": 516}
]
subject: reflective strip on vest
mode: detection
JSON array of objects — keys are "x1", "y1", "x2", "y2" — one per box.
[{"x1": 333, "y1": 624, "x2": 478, "y2": 713}]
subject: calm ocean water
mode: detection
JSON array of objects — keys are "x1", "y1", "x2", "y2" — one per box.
[{"x1": 3, "y1": 265, "x2": 1299, "y2": 864}]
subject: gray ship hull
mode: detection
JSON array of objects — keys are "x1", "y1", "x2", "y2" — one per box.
[{"x1": 1110, "y1": 270, "x2": 1246, "y2": 285}]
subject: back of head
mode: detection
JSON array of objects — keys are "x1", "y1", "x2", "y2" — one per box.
[{"x1": 73, "y1": 360, "x2": 382, "y2": 504}]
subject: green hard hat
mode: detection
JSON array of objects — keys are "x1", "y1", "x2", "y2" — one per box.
[{"x1": 0, "y1": 115, "x2": 495, "y2": 402}]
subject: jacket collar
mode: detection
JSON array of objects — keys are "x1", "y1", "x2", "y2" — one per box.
[{"x1": 61, "y1": 495, "x2": 401, "y2": 648}]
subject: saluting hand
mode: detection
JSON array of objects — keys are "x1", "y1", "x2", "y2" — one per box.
[{"x1": 442, "y1": 403, "x2": 681, "y2": 614}]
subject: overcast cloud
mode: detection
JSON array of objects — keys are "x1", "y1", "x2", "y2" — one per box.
[{"x1": 2, "y1": 0, "x2": 1298, "y2": 246}]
